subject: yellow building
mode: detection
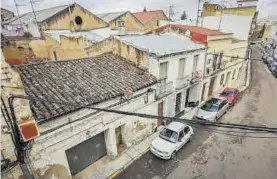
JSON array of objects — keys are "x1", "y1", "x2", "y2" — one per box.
[
  {"x1": 202, "y1": 3, "x2": 257, "y2": 17},
  {"x1": 132, "y1": 10, "x2": 168, "y2": 31},
  {"x1": 1, "y1": 3, "x2": 109, "y2": 64},
  {"x1": 1, "y1": 8, "x2": 14, "y2": 22},
  {"x1": 146, "y1": 24, "x2": 248, "y2": 99},
  {"x1": 96, "y1": 11, "x2": 145, "y2": 32}
]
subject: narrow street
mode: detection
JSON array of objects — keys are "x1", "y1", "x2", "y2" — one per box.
[{"x1": 116, "y1": 45, "x2": 277, "y2": 179}]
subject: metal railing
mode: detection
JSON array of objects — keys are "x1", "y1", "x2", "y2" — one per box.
[
  {"x1": 175, "y1": 75, "x2": 190, "y2": 89},
  {"x1": 191, "y1": 70, "x2": 202, "y2": 83},
  {"x1": 156, "y1": 78, "x2": 173, "y2": 98}
]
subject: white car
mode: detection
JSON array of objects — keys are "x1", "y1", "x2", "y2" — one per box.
[
  {"x1": 194, "y1": 97, "x2": 229, "y2": 122},
  {"x1": 150, "y1": 122, "x2": 194, "y2": 159}
]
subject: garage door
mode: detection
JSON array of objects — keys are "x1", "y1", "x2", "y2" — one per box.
[{"x1": 65, "y1": 132, "x2": 107, "y2": 175}]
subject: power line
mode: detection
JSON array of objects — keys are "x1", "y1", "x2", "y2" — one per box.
[{"x1": 10, "y1": 94, "x2": 277, "y2": 134}]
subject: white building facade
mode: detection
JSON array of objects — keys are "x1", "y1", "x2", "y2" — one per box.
[{"x1": 119, "y1": 34, "x2": 207, "y2": 119}]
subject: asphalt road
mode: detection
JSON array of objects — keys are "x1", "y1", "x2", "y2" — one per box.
[{"x1": 116, "y1": 45, "x2": 277, "y2": 179}]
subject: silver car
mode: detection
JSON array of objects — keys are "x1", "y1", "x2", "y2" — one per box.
[{"x1": 194, "y1": 97, "x2": 229, "y2": 122}]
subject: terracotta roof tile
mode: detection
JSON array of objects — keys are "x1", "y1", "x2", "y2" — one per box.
[
  {"x1": 171, "y1": 24, "x2": 226, "y2": 35},
  {"x1": 14, "y1": 53, "x2": 157, "y2": 122},
  {"x1": 133, "y1": 10, "x2": 163, "y2": 24}
]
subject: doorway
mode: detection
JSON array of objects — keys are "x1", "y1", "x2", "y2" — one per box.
[
  {"x1": 53, "y1": 51, "x2": 57, "y2": 61},
  {"x1": 208, "y1": 76, "x2": 216, "y2": 96},
  {"x1": 175, "y1": 92, "x2": 182, "y2": 115},
  {"x1": 201, "y1": 83, "x2": 207, "y2": 101},
  {"x1": 115, "y1": 126, "x2": 125, "y2": 153},
  {"x1": 225, "y1": 71, "x2": 231, "y2": 86},
  {"x1": 185, "y1": 88, "x2": 190, "y2": 107},
  {"x1": 158, "y1": 102, "x2": 163, "y2": 126}
]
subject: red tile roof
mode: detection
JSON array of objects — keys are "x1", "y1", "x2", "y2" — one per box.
[
  {"x1": 133, "y1": 10, "x2": 164, "y2": 24},
  {"x1": 171, "y1": 24, "x2": 226, "y2": 35}
]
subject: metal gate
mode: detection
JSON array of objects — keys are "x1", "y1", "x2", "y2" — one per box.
[{"x1": 65, "y1": 132, "x2": 107, "y2": 176}]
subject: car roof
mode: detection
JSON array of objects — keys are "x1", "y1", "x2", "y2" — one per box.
[
  {"x1": 207, "y1": 97, "x2": 226, "y2": 105},
  {"x1": 166, "y1": 121, "x2": 187, "y2": 132}
]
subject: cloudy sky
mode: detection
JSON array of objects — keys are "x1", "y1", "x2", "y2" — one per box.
[{"x1": 1, "y1": 0, "x2": 277, "y2": 20}]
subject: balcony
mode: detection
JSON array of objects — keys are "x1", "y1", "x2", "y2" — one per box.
[
  {"x1": 191, "y1": 70, "x2": 202, "y2": 84},
  {"x1": 175, "y1": 75, "x2": 190, "y2": 90},
  {"x1": 156, "y1": 78, "x2": 173, "y2": 99}
]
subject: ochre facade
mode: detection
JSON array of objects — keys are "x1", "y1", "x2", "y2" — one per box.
[
  {"x1": 202, "y1": 4, "x2": 257, "y2": 17},
  {"x1": 42, "y1": 4, "x2": 108, "y2": 31}
]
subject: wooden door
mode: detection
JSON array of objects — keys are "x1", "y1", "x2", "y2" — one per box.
[{"x1": 158, "y1": 102, "x2": 163, "y2": 126}]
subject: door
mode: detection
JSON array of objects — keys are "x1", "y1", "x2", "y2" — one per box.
[
  {"x1": 183, "y1": 126, "x2": 192, "y2": 143},
  {"x1": 115, "y1": 126, "x2": 124, "y2": 153},
  {"x1": 176, "y1": 130, "x2": 185, "y2": 151},
  {"x1": 225, "y1": 71, "x2": 231, "y2": 86},
  {"x1": 175, "y1": 92, "x2": 182, "y2": 115},
  {"x1": 208, "y1": 77, "x2": 216, "y2": 96},
  {"x1": 201, "y1": 83, "x2": 206, "y2": 101},
  {"x1": 53, "y1": 51, "x2": 57, "y2": 61},
  {"x1": 158, "y1": 102, "x2": 163, "y2": 126},
  {"x1": 218, "y1": 100, "x2": 228, "y2": 118},
  {"x1": 65, "y1": 132, "x2": 107, "y2": 175},
  {"x1": 185, "y1": 88, "x2": 190, "y2": 107}
]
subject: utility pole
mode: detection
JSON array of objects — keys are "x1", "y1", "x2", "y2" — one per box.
[
  {"x1": 13, "y1": 0, "x2": 24, "y2": 31},
  {"x1": 30, "y1": 0, "x2": 42, "y2": 36},
  {"x1": 168, "y1": 5, "x2": 174, "y2": 32},
  {"x1": 196, "y1": 0, "x2": 201, "y2": 26}
]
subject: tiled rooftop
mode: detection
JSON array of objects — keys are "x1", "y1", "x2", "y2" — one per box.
[
  {"x1": 14, "y1": 53, "x2": 157, "y2": 123},
  {"x1": 132, "y1": 10, "x2": 164, "y2": 24}
]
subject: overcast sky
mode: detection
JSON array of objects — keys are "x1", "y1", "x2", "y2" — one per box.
[{"x1": 1, "y1": 0, "x2": 277, "y2": 20}]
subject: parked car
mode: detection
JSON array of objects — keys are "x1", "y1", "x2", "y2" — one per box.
[
  {"x1": 219, "y1": 88, "x2": 240, "y2": 106},
  {"x1": 270, "y1": 62, "x2": 277, "y2": 77},
  {"x1": 266, "y1": 57, "x2": 274, "y2": 67},
  {"x1": 150, "y1": 122, "x2": 193, "y2": 160},
  {"x1": 194, "y1": 97, "x2": 229, "y2": 122},
  {"x1": 262, "y1": 53, "x2": 269, "y2": 63}
]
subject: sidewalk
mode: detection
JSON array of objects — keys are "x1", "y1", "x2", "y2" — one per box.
[{"x1": 85, "y1": 128, "x2": 161, "y2": 179}]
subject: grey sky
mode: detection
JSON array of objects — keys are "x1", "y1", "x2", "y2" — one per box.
[{"x1": 1, "y1": 0, "x2": 277, "y2": 20}]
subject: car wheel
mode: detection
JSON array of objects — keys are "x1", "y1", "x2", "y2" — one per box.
[
  {"x1": 171, "y1": 151, "x2": 176, "y2": 159},
  {"x1": 189, "y1": 135, "x2": 193, "y2": 142}
]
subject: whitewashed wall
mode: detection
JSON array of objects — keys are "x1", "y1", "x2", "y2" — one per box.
[
  {"x1": 148, "y1": 49, "x2": 206, "y2": 87},
  {"x1": 26, "y1": 85, "x2": 161, "y2": 177}
]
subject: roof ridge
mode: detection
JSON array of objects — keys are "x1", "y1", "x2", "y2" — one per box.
[
  {"x1": 13, "y1": 53, "x2": 113, "y2": 67},
  {"x1": 132, "y1": 10, "x2": 162, "y2": 14}
]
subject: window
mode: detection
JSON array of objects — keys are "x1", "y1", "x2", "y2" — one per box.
[
  {"x1": 217, "y1": 52, "x2": 223, "y2": 69},
  {"x1": 178, "y1": 58, "x2": 186, "y2": 77},
  {"x1": 18, "y1": 46, "x2": 24, "y2": 51},
  {"x1": 159, "y1": 128, "x2": 178, "y2": 143},
  {"x1": 207, "y1": 58, "x2": 212, "y2": 65},
  {"x1": 232, "y1": 69, "x2": 236, "y2": 80},
  {"x1": 184, "y1": 127, "x2": 190, "y2": 135},
  {"x1": 220, "y1": 74, "x2": 225, "y2": 85},
  {"x1": 178, "y1": 130, "x2": 184, "y2": 141},
  {"x1": 118, "y1": 20, "x2": 125, "y2": 27},
  {"x1": 75, "y1": 16, "x2": 83, "y2": 25},
  {"x1": 159, "y1": 62, "x2": 168, "y2": 79},
  {"x1": 193, "y1": 55, "x2": 199, "y2": 72}
]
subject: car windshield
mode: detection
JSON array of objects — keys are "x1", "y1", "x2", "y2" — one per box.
[
  {"x1": 159, "y1": 128, "x2": 178, "y2": 143},
  {"x1": 221, "y1": 91, "x2": 234, "y2": 97},
  {"x1": 200, "y1": 101, "x2": 218, "y2": 112}
]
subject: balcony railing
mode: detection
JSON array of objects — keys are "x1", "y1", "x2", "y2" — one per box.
[
  {"x1": 156, "y1": 78, "x2": 173, "y2": 99},
  {"x1": 175, "y1": 75, "x2": 190, "y2": 90},
  {"x1": 191, "y1": 70, "x2": 202, "y2": 84}
]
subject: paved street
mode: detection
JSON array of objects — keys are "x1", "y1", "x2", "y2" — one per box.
[{"x1": 116, "y1": 46, "x2": 277, "y2": 179}]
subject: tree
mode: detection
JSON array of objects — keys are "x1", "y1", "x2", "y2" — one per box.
[
  {"x1": 181, "y1": 10, "x2": 187, "y2": 20},
  {"x1": 143, "y1": 7, "x2": 147, "y2": 12}
]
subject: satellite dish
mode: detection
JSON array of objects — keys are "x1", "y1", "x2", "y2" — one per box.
[{"x1": 184, "y1": 30, "x2": 191, "y2": 37}]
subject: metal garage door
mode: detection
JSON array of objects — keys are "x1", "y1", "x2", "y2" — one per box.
[{"x1": 65, "y1": 132, "x2": 107, "y2": 175}]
